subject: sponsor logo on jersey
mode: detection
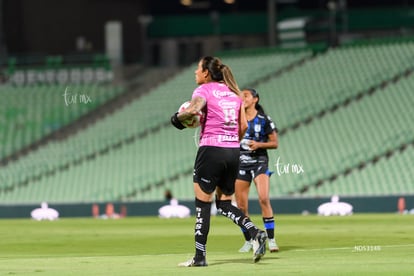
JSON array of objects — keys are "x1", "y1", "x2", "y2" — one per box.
[
  {"x1": 213, "y1": 89, "x2": 237, "y2": 98},
  {"x1": 218, "y1": 134, "x2": 238, "y2": 142}
]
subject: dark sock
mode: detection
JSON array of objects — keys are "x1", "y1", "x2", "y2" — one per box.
[
  {"x1": 194, "y1": 198, "x2": 211, "y2": 261},
  {"x1": 263, "y1": 217, "x2": 275, "y2": 239},
  {"x1": 216, "y1": 200, "x2": 258, "y2": 238},
  {"x1": 241, "y1": 227, "x2": 252, "y2": 241}
]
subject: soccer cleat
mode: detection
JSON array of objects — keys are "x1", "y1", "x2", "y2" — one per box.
[
  {"x1": 238, "y1": 239, "x2": 253, "y2": 253},
  {"x1": 178, "y1": 257, "x2": 208, "y2": 267},
  {"x1": 268, "y1": 238, "x2": 279, "y2": 252},
  {"x1": 252, "y1": 230, "x2": 267, "y2": 263}
]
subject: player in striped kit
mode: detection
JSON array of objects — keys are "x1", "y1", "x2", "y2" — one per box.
[{"x1": 235, "y1": 88, "x2": 280, "y2": 253}]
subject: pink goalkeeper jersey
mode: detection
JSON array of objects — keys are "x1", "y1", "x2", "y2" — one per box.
[{"x1": 192, "y1": 82, "x2": 242, "y2": 148}]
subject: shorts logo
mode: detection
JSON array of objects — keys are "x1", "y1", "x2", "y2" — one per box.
[
  {"x1": 239, "y1": 170, "x2": 246, "y2": 175},
  {"x1": 201, "y1": 177, "x2": 211, "y2": 183}
]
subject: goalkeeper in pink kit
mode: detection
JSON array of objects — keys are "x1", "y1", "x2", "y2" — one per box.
[{"x1": 171, "y1": 56, "x2": 267, "y2": 266}]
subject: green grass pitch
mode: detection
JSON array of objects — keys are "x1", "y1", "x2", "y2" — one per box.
[{"x1": 1, "y1": 214, "x2": 413, "y2": 275}]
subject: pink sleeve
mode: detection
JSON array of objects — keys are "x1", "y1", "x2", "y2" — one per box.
[{"x1": 192, "y1": 85, "x2": 207, "y2": 100}]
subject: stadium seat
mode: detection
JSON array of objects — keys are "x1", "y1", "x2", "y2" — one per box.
[{"x1": 1, "y1": 41, "x2": 413, "y2": 203}]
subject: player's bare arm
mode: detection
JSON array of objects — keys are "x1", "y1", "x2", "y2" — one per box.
[
  {"x1": 238, "y1": 102, "x2": 248, "y2": 140},
  {"x1": 177, "y1": 96, "x2": 206, "y2": 121},
  {"x1": 248, "y1": 131, "x2": 278, "y2": 150}
]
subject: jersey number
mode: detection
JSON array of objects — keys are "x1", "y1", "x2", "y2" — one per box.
[{"x1": 223, "y1": 108, "x2": 237, "y2": 125}]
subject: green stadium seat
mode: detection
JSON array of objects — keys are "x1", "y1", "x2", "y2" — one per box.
[{"x1": 1, "y1": 42, "x2": 413, "y2": 203}]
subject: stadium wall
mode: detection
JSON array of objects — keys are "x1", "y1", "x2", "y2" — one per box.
[{"x1": 0, "y1": 195, "x2": 413, "y2": 219}]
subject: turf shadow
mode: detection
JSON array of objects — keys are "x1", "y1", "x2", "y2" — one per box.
[
  {"x1": 209, "y1": 256, "x2": 280, "y2": 266},
  {"x1": 276, "y1": 246, "x2": 302, "y2": 251}
]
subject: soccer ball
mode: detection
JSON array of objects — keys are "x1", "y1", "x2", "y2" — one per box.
[{"x1": 178, "y1": 101, "x2": 204, "y2": 128}]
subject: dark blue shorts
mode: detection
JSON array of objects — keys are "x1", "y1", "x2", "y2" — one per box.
[{"x1": 237, "y1": 162, "x2": 272, "y2": 183}]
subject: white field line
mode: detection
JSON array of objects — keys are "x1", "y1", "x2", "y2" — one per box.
[
  {"x1": 4, "y1": 244, "x2": 413, "y2": 260},
  {"x1": 154, "y1": 243, "x2": 414, "y2": 257}
]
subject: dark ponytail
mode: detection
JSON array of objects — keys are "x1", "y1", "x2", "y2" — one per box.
[
  {"x1": 256, "y1": 103, "x2": 266, "y2": 115},
  {"x1": 245, "y1": 88, "x2": 266, "y2": 115}
]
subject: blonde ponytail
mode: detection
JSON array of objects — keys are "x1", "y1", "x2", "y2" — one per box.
[
  {"x1": 221, "y1": 64, "x2": 241, "y2": 96},
  {"x1": 200, "y1": 56, "x2": 241, "y2": 96}
]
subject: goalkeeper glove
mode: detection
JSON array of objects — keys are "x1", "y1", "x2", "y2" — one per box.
[{"x1": 170, "y1": 112, "x2": 186, "y2": 130}]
